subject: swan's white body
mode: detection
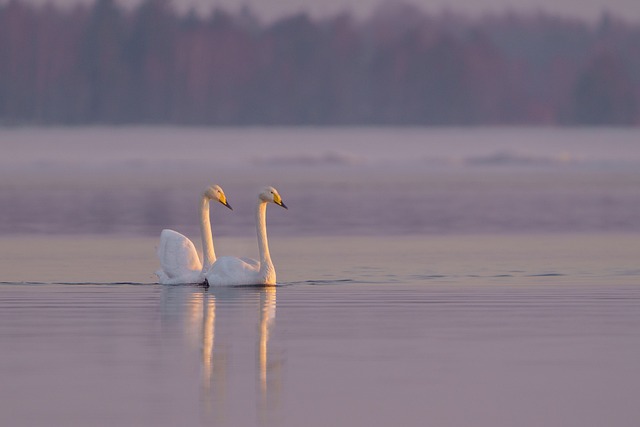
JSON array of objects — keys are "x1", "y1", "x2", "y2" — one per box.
[
  {"x1": 156, "y1": 185, "x2": 231, "y2": 284},
  {"x1": 206, "y1": 187, "x2": 287, "y2": 286}
]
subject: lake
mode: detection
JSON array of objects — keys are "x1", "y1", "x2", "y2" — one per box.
[{"x1": 1, "y1": 127, "x2": 640, "y2": 426}]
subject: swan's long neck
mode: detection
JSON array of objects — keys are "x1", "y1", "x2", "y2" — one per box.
[
  {"x1": 200, "y1": 196, "x2": 216, "y2": 271},
  {"x1": 256, "y1": 201, "x2": 274, "y2": 279}
]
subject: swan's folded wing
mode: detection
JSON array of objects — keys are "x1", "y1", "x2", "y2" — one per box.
[{"x1": 157, "y1": 229, "x2": 202, "y2": 280}]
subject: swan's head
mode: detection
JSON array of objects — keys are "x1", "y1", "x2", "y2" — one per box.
[
  {"x1": 259, "y1": 186, "x2": 288, "y2": 209},
  {"x1": 204, "y1": 185, "x2": 232, "y2": 210}
]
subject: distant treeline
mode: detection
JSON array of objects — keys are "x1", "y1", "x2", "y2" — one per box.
[{"x1": 1, "y1": 0, "x2": 639, "y2": 125}]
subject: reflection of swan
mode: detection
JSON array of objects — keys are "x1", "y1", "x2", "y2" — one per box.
[
  {"x1": 202, "y1": 294, "x2": 217, "y2": 390},
  {"x1": 201, "y1": 292, "x2": 228, "y2": 421},
  {"x1": 156, "y1": 185, "x2": 232, "y2": 284},
  {"x1": 258, "y1": 286, "x2": 277, "y2": 418},
  {"x1": 206, "y1": 187, "x2": 287, "y2": 286},
  {"x1": 181, "y1": 290, "x2": 227, "y2": 422},
  {"x1": 161, "y1": 285, "x2": 281, "y2": 424}
]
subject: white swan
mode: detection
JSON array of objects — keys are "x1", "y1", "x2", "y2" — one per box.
[
  {"x1": 205, "y1": 186, "x2": 287, "y2": 286},
  {"x1": 156, "y1": 185, "x2": 232, "y2": 284}
]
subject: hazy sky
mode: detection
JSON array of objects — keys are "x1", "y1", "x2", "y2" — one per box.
[{"x1": 14, "y1": 0, "x2": 640, "y2": 22}]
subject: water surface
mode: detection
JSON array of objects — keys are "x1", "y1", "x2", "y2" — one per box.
[{"x1": 1, "y1": 234, "x2": 639, "y2": 427}]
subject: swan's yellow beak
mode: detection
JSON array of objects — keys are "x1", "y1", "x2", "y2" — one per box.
[
  {"x1": 219, "y1": 195, "x2": 232, "y2": 210},
  {"x1": 273, "y1": 194, "x2": 288, "y2": 210}
]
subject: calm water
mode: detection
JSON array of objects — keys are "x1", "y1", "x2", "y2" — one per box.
[
  {"x1": 1, "y1": 234, "x2": 640, "y2": 427},
  {"x1": 1, "y1": 128, "x2": 640, "y2": 426}
]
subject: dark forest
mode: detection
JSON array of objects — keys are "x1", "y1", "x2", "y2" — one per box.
[{"x1": 1, "y1": 0, "x2": 638, "y2": 125}]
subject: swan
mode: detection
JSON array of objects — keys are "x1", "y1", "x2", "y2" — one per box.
[
  {"x1": 205, "y1": 186, "x2": 287, "y2": 286},
  {"x1": 156, "y1": 185, "x2": 232, "y2": 284}
]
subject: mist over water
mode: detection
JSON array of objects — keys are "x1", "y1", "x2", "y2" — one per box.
[{"x1": 2, "y1": 127, "x2": 640, "y2": 236}]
